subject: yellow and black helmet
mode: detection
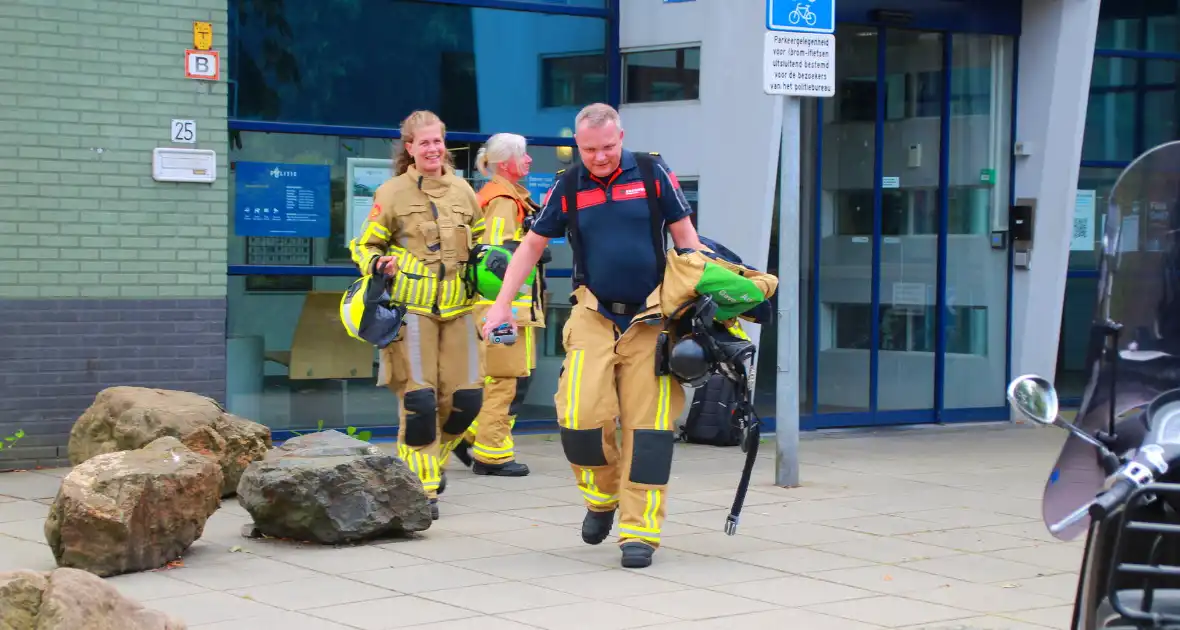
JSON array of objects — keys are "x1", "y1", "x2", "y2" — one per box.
[{"x1": 339, "y1": 272, "x2": 407, "y2": 349}]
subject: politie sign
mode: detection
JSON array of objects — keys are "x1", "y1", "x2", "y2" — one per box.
[{"x1": 766, "y1": 0, "x2": 835, "y2": 35}]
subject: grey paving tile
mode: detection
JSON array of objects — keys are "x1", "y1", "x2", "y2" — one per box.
[
  {"x1": 418, "y1": 581, "x2": 585, "y2": 614},
  {"x1": 449, "y1": 551, "x2": 605, "y2": 580},
  {"x1": 397, "y1": 618, "x2": 542, "y2": 630},
  {"x1": 1005, "y1": 573, "x2": 1080, "y2": 602},
  {"x1": 822, "y1": 514, "x2": 955, "y2": 536},
  {"x1": 0, "y1": 535, "x2": 56, "y2": 572},
  {"x1": 727, "y1": 547, "x2": 875, "y2": 573},
  {"x1": 807, "y1": 594, "x2": 976, "y2": 627},
  {"x1": 808, "y1": 565, "x2": 960, "y2": 595},
  {"x1": 529, "y1": 568, "x2": 686, "y2": 600},
  {"x1": 501, "y1": 601, "x2": 676, "y2": 630},
  {"x1": 905, "y1": 507, "x2": 1038, "y2": 529},
  {"x1": 192, "y1": 609, "x2": 358, "y2": 630},
  {"x1": 896, "y1": 617, "x2": 1051, "y2": 629},
  {"x1": 617, "y1": 587, "x2": 777, "y2": 620},
  {"x1": 738, "y1": 522, "x2": 878, "y2": 546},
  {"x1": 104, "y1": 571, "x2": 210, "y2": 602},
  {"x1": 0, "y1": 500, "x2": 49, "y2": 523},
  {"x1": 0, "y1": 518, "x2": 47, "y2": 543},
  {"x1": 478, "y1": 524, "x2": 585, "y2": 551},
  {"x1": 229, "y1": 575, "x2": 398, "y2": 611},
  {"x1": 661, "y1": 531, "x2": 791, "y2": 556},
  {"x1": 304, "y1": 595, "x2": 477, "y2": 629},
  {"x1": 900, "y1": 554, "x2": 1059, "y2": 584},
  {"x1": 1003, "y1": 605, "x2": 1075, "y2": 628},
  {"x1": 636, "y1": 608, "x2": 884, "y2": 630},
  {"x1": 990, "y1": 544, "x2": 1084, "y2": 573},
  {"x1": 501, "y1": 505, "x2": 588, "y2": 525},
  {"x1": 168, "y1": 556, "x2": 319, "y2": 590},
  {"x1": 345, "y1": 563, "x2": 504, "y2": 594},
  {"x1": 902, "y1": 529, "x2": 1039, "y2": 554},
  {"x1": 446, "y1": 491, "x2": 569, "y2": 511},
  {"x1": 632, "y1": 555, "x2": 787, "y2": 587},
  {"x1": 378, "y1": 535, "x2": 528, "y2": 562},
  {"x1": 0, "y1": 472, "x2": 62, "y2": 500},
  {"x1": 150, "y1": 591, "x2": 283, "y2": 627},
  {"x1": 904, "y1": 581, "x2": 1067, "y2": 614},
  {"x1": 260, "y1": 543, "x2": 430, "y2": 572},
  {"x1": 811, "y1": 537, "x2": 960, "y2": 564},
  {"x1": 429, "y1": 512, "x2": 545, "y2": 535},
  {"x1": 713, "y1": 574, "x2": 877, "y2": 607}
]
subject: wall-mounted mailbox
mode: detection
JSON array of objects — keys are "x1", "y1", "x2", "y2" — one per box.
[{"x1": 152, "y1": 147, "x2": 217, "y2": 184}]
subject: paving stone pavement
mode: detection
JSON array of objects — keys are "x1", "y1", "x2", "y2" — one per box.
[{"x1": 0, "y1": 423, "x2": 1080, "y2": 629}]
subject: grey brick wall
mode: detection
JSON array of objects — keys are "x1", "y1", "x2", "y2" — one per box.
[
  {"x1": 0, "y1": 0, "x2": 231, "y2": 469},
  {"x1": 0, "y1": 298, "x2": 226, "y2": 470}
]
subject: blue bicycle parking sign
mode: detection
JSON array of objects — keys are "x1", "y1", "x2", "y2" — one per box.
[{"x1": 766, "y1": 0, "x2": 835, "y2": 34}]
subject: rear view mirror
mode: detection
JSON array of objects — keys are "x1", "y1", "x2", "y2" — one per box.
[{"x1": 1007, "y1": 374, "x2": 1059, "y2": 426}]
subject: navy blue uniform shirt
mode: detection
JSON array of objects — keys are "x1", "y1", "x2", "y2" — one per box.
[{"x1": 532, "y1": 150, "x2": 693, "y2": 328}]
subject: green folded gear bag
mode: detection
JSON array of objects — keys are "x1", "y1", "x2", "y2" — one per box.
[
  {"x1": 465, "y1": 241, "x2": 553, "y2": 301},
  {"x1": 661, "y1": 247, "x2": 780, "y2": 322}
]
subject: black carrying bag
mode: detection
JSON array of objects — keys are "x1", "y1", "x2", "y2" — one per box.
[{"x1": 679, "y1": 373, "x2": 744, "y2": 447}]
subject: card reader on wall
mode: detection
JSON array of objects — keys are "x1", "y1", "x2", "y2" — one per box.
[{"x1": 1010, "y1": 200, "x2": 1035, "y2": 269}]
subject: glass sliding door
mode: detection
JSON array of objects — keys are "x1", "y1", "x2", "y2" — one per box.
[
  {"x1": 876, "y1": 30, "x2": 942, "y2": 414},
  {"x1": 815, "y1": 25, "x2": 879, "y2": 414},
  {"x1": 941, "y1": 34, "x2": 1014, "y2": 414},
  {"x1": 804, "y1": 26, "x2": 1015, "y2": 428}
]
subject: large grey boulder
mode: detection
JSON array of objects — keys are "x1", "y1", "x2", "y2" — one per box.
[
  {"x1": 68, "y1": 386, "x2": 271, "y2": 497},
  {"x1": 0, "y1": 567, "x2": 186, "y2": 629},
  {"x1": 237, "y1": 430, "x2": 431, "y2": 544},
  {"x1": 45, "y1": 437, "x2": 223, "y2": 578}
]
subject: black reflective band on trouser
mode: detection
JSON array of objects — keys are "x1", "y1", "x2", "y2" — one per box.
[
  {"x1": 508, "y1": 376, "x2": 531, "y2": 416},
  {"x1": 629, "y1": 429, "x2": 674, "y2": 485},
  {"x1": 403, "y1": 389, "x2": 439, "y2": 447},
  {"x1": 561, "y1": 427, "x2": 608, "y2": 467},
  {"x1": 441, "y1": 388, "x2": 482, "y2": 436}
]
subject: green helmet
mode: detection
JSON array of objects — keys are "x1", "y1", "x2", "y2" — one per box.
[{"x1": 469, "y1": 243, "x2": 536, "y2": 301}]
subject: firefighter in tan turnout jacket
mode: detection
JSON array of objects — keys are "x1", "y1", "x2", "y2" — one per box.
[{"x1": 349, "y1": 110, "x2": 484, "y2": 520}]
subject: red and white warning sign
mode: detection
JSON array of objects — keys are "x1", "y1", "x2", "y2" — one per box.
[{"x1": 184, "y1": 49, "x2": 220, "y2": 81}]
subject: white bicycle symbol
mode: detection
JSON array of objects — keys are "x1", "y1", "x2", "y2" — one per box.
[{"x1": 788, "y1": 2, "x2": 817, "y2": 26}]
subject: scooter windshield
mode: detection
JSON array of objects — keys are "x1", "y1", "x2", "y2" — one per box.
[{"x1": 1044, "y1": 140, "x2": 1180, "y2": 541}]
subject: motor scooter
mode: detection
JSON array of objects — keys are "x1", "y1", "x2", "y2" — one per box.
[{"x1": 1009, "y1": 140, "x2": 1180, "y2": 628}]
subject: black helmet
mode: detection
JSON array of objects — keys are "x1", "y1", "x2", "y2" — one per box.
[{"x1": 668, "y1": 335, "x2": 711, "y2": 387}]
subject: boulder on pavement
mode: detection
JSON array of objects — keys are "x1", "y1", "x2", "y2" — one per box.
[
  {"x1": 68, "y1": 386, "x2": 271, "y2": 497},
  {"x1": 237, "y1": 430, "x2": 431, "y2": 544},
  {"x1": 45, "y1": 437, "x2": 223, "y2": 578},
  {"x1": 0, "y1": 567, "x2": 186, "y2": 629}
]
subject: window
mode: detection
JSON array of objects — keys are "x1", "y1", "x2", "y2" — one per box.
[
  {"x1": 680, "y1": 178, "x2": 699, "y2": 226},
  {"x1": 540, "y1": 53, "x2": 609, "y2": 109},
  {"x1": 231, "y1": 0, "x2": 608, "y2": 135},
  {"x1": 829, "y1": 303, "x2": 988, "y2": 355},
  {"x1": 1097, "y1": 0, "x2": 1180, "y2": 53},
  {"x1": 622, "y1": 46, "x2": 700, "y2": 103}
]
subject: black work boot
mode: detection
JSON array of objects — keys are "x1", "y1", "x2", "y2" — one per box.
[
  {"x1": 472, "y1": 460, "x2": 530, "y2": 477},
  {"x1": 621, "y1": 541, "x2": 655, "y2": 568},
  {"x1": 429, "y1": 499, "x2": 440, "y2": 521},
  {"x1": 452, "y1": 440, "x2": 474, "y2": 468},
  {"x1": 437, "y1": 471, "x2": 447, "y2": 496},
  {"x1": 582, "y1": 508, "x2": 616, "y2": 545}
]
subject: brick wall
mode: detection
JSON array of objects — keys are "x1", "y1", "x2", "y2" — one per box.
[{"x1": 0, "y1": 0, "x2": 230, "y2": 469}]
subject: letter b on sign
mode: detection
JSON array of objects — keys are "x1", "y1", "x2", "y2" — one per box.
[{"x1": 185, "y1": 50, "x2": 220, "y2": 81}]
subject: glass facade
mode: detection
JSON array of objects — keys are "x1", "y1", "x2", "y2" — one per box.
[
  {"x1": 1056, "y1": 0, "x2": 1180, "y2": 402},
  {"x1": 224, "y1": 0, "x2": 609, "y2": 432}
]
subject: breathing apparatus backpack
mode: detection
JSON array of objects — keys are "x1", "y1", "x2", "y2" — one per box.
[{"x1": 339, "y1": 269, "x2": 408, "y2": 349}]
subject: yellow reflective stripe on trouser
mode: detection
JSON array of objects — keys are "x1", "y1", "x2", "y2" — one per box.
[
  {"x1": 397, "y1": 443, "x2": 442, "y2": 493},
  {"x1": 562, "y1": 350, "x2": 585, "y2": 430},
  {"x1": 579, "y1": 468, "x2": 618, "y2": 507},
  {"x1": 472, "y1": 416, "x2": 515, "y2": 461},
  {"x1": 619, "y1": 489, "x2": 662, "y2": 543},
  {"x1": 655, "y1": 375, "x2": 672, "y2": 431}
]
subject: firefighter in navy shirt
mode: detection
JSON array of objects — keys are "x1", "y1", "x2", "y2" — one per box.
[{"x1": 481, "y1": 103, "x2": 703, "y2": 569}]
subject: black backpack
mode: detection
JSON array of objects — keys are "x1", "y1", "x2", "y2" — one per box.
[{"x1": 679, "y1": 373, "x2": 743, "y2": 446}]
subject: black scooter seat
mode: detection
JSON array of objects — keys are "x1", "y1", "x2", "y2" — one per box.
[{"x1": 1100, "y1": 590, "x2": 1180, "y2": 627}]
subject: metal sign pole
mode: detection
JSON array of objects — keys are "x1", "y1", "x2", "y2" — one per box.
[
  {"x1": 763, "y1": 0, "x2": 835, "y2": 488},
  {"x1": 776, "y1": 94, "x2": 801, "y2": 488}
]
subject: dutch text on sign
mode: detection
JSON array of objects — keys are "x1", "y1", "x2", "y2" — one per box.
[
  {"x1": 185, "y1": 49, "x2": 220, "y2": 81},
  {"x1": 762, "y1": 31, "x2": 835, "y2": 97}
]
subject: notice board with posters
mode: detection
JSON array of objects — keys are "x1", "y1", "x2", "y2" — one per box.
[
  {"x1": 234, "y1": 162, "x2": 331, "y2": 238},
  {"x1": 345, "y1": 158, "x2": 470, "y2": 243}
]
